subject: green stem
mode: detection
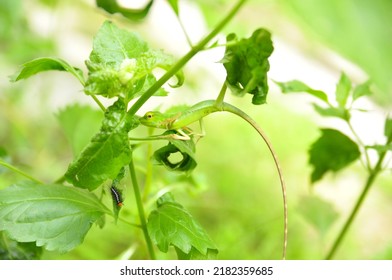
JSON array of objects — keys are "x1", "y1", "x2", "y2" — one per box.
[
  {"x1": 325, "y1": 132, "x2": 392, "y2": 259},
  {"x1": 215, "y1": 83, "x2": 228, "y2": 106},
  {"x1": 129, "y1": 155, "x2": 156, "y2": 260},
  {"x1": 127, "y1": 0, "x2": 247, "y2": 116},
  {"x1": 347, "y1": 120, "x2": 371, "y2": 170},
  {"x1": 0, "y1": 160, "x2": 43, "y2": 184}
]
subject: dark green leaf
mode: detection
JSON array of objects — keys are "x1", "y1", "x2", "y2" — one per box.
[
  {"x1": 56, "y1": 104, "x2": 103, "y2": 156},
  {"x1": 298, "y1": 195, "x2": 339, "y2": 236},
  {"x1": 0, "y1": 232, "x2": 42, "y2": 260},
  {"x1": 335, "y1": 72, "x2": 351, "y2": 108},
  {"x1": 147, "y1": 193, "x2": 218, "y2": 257},
  {"x1": 85, "y1": 21, "x2": 182, "y2": 99},
  {"x1": 65, "y1": 100, "x2": 139, "y2": 190},
  {"x1": 309, "y1": 129, "x2": 360, "y2": 182},
  {"x1": 0, "y1": 182, "x2": 109, "y2": 253},
  {"x1": 312, "y1": 103, "x2": 350, "y2": 120},
  {"x1": 275, "y1": 80, "x2": 329, "y2": 104},
  {"x1": 10, "y1": 57, "x2": 84, "y2": 85},
  {"x1": 96, "y1": 0, "x2": 153, "y2": 21},
  {"x1": 384, "y1": 117, "x2": 392, "y2": 138},
  {"x1": 167, "y1": 0, "x2": 179, "y2": 16},
  {"x1": 223, "y1": 28, "x2": 274, "y2": 105},
  {"x1": 152, "y1": 132, "x2": 197, "y2": 172},
  {"x1": 353, "y1": 80, "x2": 372, "y2": 101}
]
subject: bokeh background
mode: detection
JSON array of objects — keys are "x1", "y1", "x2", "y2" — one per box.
[{"x1": 1, "y1": 0, "x2": 392, "y2": 259}]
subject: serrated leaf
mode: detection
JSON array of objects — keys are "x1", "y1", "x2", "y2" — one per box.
[
  {"x1": 85, "y1": 21, "x2": 182, "y2": 99},
  {"x1": 309, "y1": 129, "x2": 360, "y2": 183},
  {"x1": 298, "y1": 195, "x2": 339, "y2": 237},
  {"x1": 223, "y1": 28, "x2": 274, "y2": 105},
  {"x1": 147, "y1": 193, "x2": 217, "y2": 257},
  {"x1": 275, "y1": 80, "x2": 329, "y2": 104},
  {"x1": 312, "y1": 103, "x2": 350, "y2": 120},
  {"x1": 353, "y1": 80, "x2": 372, "y2": 101},
  {"x1": 0, "y1": 182, "x2": 109, "y2": 253},
  {"x1": 152, "y1": 132, "x2": 197, "y2": 172},
  {"x1": 56, "y1": 104, "x2": 103, "y2": 156},
  {"x1": 0, "y1": 232, "x2": 42, "y2": 260},
  {"x1": 96, "y1": 0, "x2": 153, "y2": 21},
  {"x1": 335, "y1": 72, "x2": 351, "y2": 108},
  {"x1": 65, "y1": 100, "x2": 139, "y2": 190},
  {"x1": 10, "y1": 57, "x2": 84, "y2": 85}
]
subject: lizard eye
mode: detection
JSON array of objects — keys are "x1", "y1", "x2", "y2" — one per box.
[{"x1": 145, "y1": 112, "x2": 153, "y2": 119}]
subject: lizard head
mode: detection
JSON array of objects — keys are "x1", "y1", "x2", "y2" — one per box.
[{"x1": 139, "y1": 111, "x2": 165, "y2": 128}]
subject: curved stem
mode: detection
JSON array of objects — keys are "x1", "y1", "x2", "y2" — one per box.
[
  {"x1": 221, "y1": 103, "x2": 288, "y2": 260},
  {"x1": 127, "y1": 0, "x2": 247, "y2": 116},
  {"x1": 129, "y1": 155, "x2": 156, "y2": 259}
]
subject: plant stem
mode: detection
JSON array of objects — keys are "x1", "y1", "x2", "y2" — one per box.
[
  {"x1": 325, "y1": 132, "x2": 392, "y2": 259},
  {"x1": 128, "y1": 0, "x2": 247, "y2": 116},
  {"x1": 0, "y1": 160, "x2": 43, "y2": 184},
  {"x1": 129, "y1": 155, "x2": 156, "y2": 260}
]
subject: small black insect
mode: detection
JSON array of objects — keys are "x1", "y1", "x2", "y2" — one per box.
[{"x1": 110, "y1": 186, "x2": 123, "y2": 207}]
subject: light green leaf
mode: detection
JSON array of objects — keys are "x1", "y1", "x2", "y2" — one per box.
[
  {"x1": 167, "y1": 0, "x2": 179, "y2": 15},
  {"x1": 312, "y1": 104, "x2": 350, "y2": 120},
  {"x1": 309, "y1": 129, "x2": 360, "y2": 183},
  {"x1": 0, "y1": 182, "x2": 109, "y2": 253},
  {"x1": 384, "y1": 117, "x2": 392, "y2": 138},
  {"x1": 335, "y1": 72, "x2": 351, "y2": 108},
  {"x1": 56, "y1": 104, "x2": 103, "y2": 156},
  {"x1": 0, "y1": 232, "x2": 42, "y2": 260},
  {"x1": 147, "y1": 193, "x2": 218, "y2": 257},
  {"x1": 275, "y1": 80, "x2": 329, "y2": 104},
  {"x1": 96, "y1": 0, "x2": 153, "y2": 21},
  {"x1": 223, "y1": 28, "x2": 274, "y2": 105},
  {"x1": 65, "y1": 100, "x2": 139, "y2": 190},
  {"x1": 85, "y1": 21, "x2": 182, "y2": 99},
  {"x1": 353, "y1": 80, "x2": 372, "y2": 101},
  {"x1": 10, "y1": 57, "x2": 84, "y2": 85},
  {"x1": 298, "y1": 195, "x2": 339, "y2": 237}
]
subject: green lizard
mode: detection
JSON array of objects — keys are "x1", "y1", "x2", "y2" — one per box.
[{"x1": 139, "y1": 99, "x2": 288, "y2": 259}]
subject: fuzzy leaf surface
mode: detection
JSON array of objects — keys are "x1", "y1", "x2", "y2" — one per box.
[{"x1": 0, "y1": 182, "x2": 109, "y2": 253}]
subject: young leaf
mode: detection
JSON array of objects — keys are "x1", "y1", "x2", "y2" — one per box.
[
  {"x1": 147, "y1": 193, "x2": 218, "y2": 258},
  {"x1": 312, "y1": 104, "x2": 350, "y2": 120},
  {"x1": 309, "y1": 129, "x2": 360, "y2": 183},
  {"x1": 0, "y1": 182, "x2": 110, "y2": 253},
  {"x1": 353, "y1": 80, "x2": 372, "y2": 101},
  {"x1": 56, "y1": 104, "x2": 103, "y2": 156},
  {"x1": 0, "y1": 232, "x2": 43, "y2": 260},
  {"x1": 384, "y1": 117, "x2": 392, "y2": 138},
  {"x1": 222, "y1": 28, "x2": 274, "y2": 105},
  {"x1": 85, "y1": 21, "x2": 182, "y2": 99},
  {"x1": 275, "y1": 80, "x2": 329, "y2": 104},
  {"x1": 10, "y1": 57, "x2": 85, "y2": 85},
  {"x1": 152, "y1": 131, "x2": 197, "y2": 172},
  {"x1": 335, "y1": 72, "x2": 351, "y2": 108},
  {"x1": 298, "y1": 195, "x2": 339, "y2": 237},
  {"x1": 65, "y1": 100, "x2": 139, "y2": 190},
  {"x1": 96, "y1": 0, "x2": 153, "y2": 21}
]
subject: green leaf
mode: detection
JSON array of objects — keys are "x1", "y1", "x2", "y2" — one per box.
[
  {"x1": 175, "y1": 247, "x2": 218, "y2": 260},
  {"x1": 0, "y1": 232, "x2": 42, "y2": 260},
  {"x1": 0, "y1": 182, "x2": 109, "y2": 253},
  {"x1": 223, "y1": 28, "x2": 274, "y2": 105},
  {"x1": 335, "y1": 72, "x2": 351, "y2": 108},
  {"x1": 366, "y1": 144, "x2": 392, "y2": 154},
  {"x1": 275, "y1": 80, "x2": 329, "y2": 104},
  {"x1": 309, "y1": 129, "x2": 360, "y2": 183},
  {"x1": 384, "y1": 117, "x2": 392, "y2": 138},
  {"x1": 353, "y1": 80, "x2": 372, "y2": 101},
  {"x1": 147, "y1": 193, "x2": 218, "y2": 257},
  {"x1": 167, "y1": 0, "x2": 179, "y2": 15},
  {"x1": 152, "y1": 132, "x2": 197, "y2": 172},
  {"x1": 65, "y1": 100, "x2": 139, "y2": 190},
  {"x1": 10, "y1": 57, "x2": 85, "y2": 85},
  {"x1": 56, "y1": 104, "x2": 103, "y2": 156},
  {"x1": 85, "y1": 21, "x2": 182, "y2": 99},
  {"x1": 96, "y1": 0, "x2": 153, "y2": 21},
  {"x1": 312, "y1": 104, "x2": 350, "y2": 120},
  {"x1": 298, "y1": 195, "x2": 339, "y2": 237}
]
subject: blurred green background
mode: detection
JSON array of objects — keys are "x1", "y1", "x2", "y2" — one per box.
[{"x1": 1, "y1": 0, "x2": 392, "y2": 260}]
